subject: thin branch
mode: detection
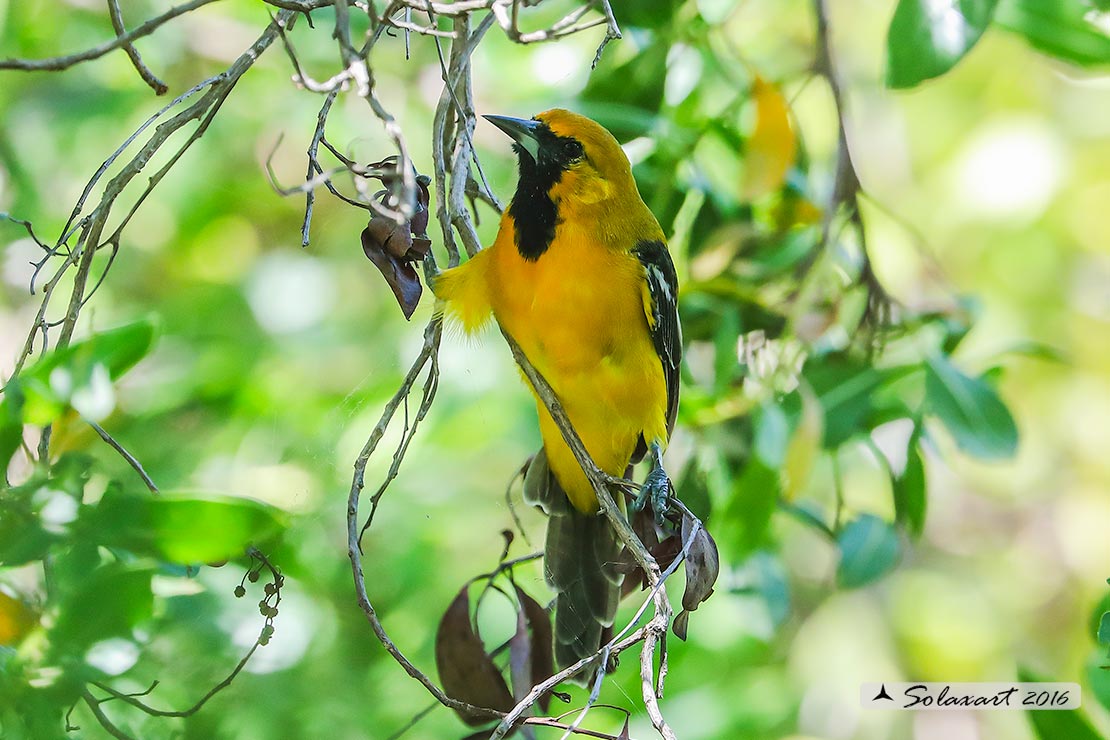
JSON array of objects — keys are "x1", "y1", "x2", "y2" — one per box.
[
  {"x1": 358, "y1": 334, "x2": 439, "y2": 545},
  {"x1": 302, "y1": 91, "x2": 339, "y2": 246},
  {"x1": 345, "y1": 318, "x2": 500, "y2": 720},
  {"x1": 90, "y1": 548, "x2": 281, "y2": 719},
  {"x1": 55, "y1": 15, "x2": 290, "y2": 360},
  {"x1": 804, "y1": 0, "x2": 893, "y2": 340},
  {"x1": 92, "y1": 643, "x2": 261, "y2": 718},
  {"x1": 491, "y1": 626, "x2": 650, "y2": 739},
  {"x1": 106, "y1": 0, "x2": 168, "y2": 94},
  {"x1": 385, "y1": 700, "x2": 439, "y2": 740},
  {"x1": 524, "y1": 716, "x2": 626, "y2": 740},
  {"x1": 89, "y1": 421, "x2": 159, "y2": 493},
  {"x1": 81, "y1": 690, "x2": 137, "y2": 740},
  {"x1": 0, "y1": 212, "x2": 50, "y2": 253},
  {"x1": 0, "y1": 0, "x2": 224, "y2": 72},
  {"x1": 591, "y1": 0, "x2": 622, "y2": 69},
  {"x1": 504, "y1": 459, "x2": 535, "y2": 548},
  {"x1": 558, "y1": 644, "x2": 610, "y2": 740}
]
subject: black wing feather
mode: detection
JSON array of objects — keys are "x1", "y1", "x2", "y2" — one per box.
[{"x1": 631, "y1": 239, "x2": 682, "y2": 461}]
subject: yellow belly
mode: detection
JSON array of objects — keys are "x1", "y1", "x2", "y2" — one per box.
[{"x1": 488, "y1": 224, "x2": 668, "y2": 513}]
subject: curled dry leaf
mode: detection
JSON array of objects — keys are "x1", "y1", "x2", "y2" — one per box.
[
  {"x1": 434, "y1": 585, "x2": 514, "y2": 726},
  {"x1": 512, "y1": 585, "x2": 555, "y2": 712},
  {"x1": 673, "y1": 514, "x2": 720, "y2": 641},
  {"x1": 360, "y1": 161, "x2": 433, "y2": 320},
  {"x1": 620, "y1": 507, "x2": 683, "y2": 597}
]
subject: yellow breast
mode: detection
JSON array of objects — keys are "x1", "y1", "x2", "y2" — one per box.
[{"x1": 485, "y1": 218, "x2": 668, "y2": 512}]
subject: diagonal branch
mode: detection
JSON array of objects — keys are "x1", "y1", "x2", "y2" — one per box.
[
  {"x1": 494, "y1": 332, "x2": 677, "y2": 740},
  {"x1": 89, "y1": 421, "x2": 159, "y2": 493}
]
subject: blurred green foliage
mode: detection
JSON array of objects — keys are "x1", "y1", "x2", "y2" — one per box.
[{"x1": 1, "y1": 0, "x2": 1109, "y2": 738}]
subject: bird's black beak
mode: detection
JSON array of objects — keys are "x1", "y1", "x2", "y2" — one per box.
[{"x1": 484, "y1": 114, "x2": 542, "y2": 163}]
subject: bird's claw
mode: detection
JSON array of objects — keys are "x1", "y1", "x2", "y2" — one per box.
[{"x1": 632, "y1": 466, "x2": 671, "y2": 527}]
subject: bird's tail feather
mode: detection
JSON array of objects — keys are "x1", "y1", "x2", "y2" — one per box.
[{"x1": 524, "y1": 448, "x2": 622, "y2": 681}]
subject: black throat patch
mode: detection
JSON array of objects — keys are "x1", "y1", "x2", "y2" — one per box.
[{"x1": 507, "y1": 124, "x2": 584, "y2": 261}]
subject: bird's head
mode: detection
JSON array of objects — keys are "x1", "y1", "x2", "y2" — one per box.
[{"x1": 484, "y1": 108, "x2": 636, "y2": 213}]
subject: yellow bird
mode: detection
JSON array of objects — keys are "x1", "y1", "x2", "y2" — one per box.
[{"x1": 435, "y1": 109, "x2": 681, "y2": 672}]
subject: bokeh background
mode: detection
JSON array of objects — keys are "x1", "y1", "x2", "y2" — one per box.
[{"x1": 2, "y1": 0, "x2": 1110, "y2": 738}]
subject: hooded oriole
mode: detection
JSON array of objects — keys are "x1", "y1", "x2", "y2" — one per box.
[{"x1": 435, "y1": 109, "x2": 681, "y2": 672}]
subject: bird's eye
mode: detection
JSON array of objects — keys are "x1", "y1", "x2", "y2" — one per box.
[{"x1": 562, "y1": 139, "x2": 584, "y2": 161}]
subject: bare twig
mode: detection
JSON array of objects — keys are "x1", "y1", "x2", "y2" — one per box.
[
  {"x1": 302, "y1": 91, "x2": 339, "y2": 245},
  {"x1": 806, "y1": 0, "x2": 893, "y2": 338},
  {"x1": 0, "y1": 0, "x2": 223, "y2": 72},
  {"x1": 358, "y1": 325, "x2": 440, "y2": 545},
  {"x1": 345, "y1": 317, "x2": 502, "y2": 720},
  {"x1": 89, "y1": 421, "x2": 159, "y2": 493},
  {"x1": 591, "y1": 0, "x2": 622, "y2": 68},
  {"x1": 106, "y1": 0, "x2": 168, "y2": 94},
  {"x1": 385, "y1": 700, "x2": 439, "y2": 740},
  {"x1": 0, "y1": 212, "x2": 50, "y2": 253},
  {"x1": 81, "y1": 690, "x2": 137, "y2": 740},
  {"x1": 93, "y1": 642, "x2": 262, "y2": 719},
  {"x1": 89, "y1": 548, "x2": 281, "y2": 720}
]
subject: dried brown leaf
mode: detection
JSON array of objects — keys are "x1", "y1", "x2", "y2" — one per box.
[
  {"x1": 672, "y1": 610, "x2": 690, "y2": 641},
  {"x1": 508, "y1": 595, "x2": 532, "y2": 705},
  {"x1": 514, "y1": 585, "x2": 554, "y2": 711},
  {"x1": 361, "y1": 226, "x2": 422, "y2": 319},
  {"x1": 360, "y1": 165, "x2": 433, "y2": 319},
  {"x1": 673, "y1": 515, "x2": 720, "y2": 641},
  {"x1": 435, "y1": 586, "x2": 514, "y2": 726},
  {"x1": 680, "y1": 517, "x2": 719, "y2": 613},
  {"x1": 411, "y1": 175, "x2": 431, "y2": 238}
]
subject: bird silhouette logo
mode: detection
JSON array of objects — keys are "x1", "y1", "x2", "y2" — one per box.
[{"x1": 873, "y1": 684, "x2": 894, "y2": 702}]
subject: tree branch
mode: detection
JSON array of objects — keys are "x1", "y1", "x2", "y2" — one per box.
[
  {"x1": 106, "y1": 0, "x2": 168, "y2": 94},
  {"x1": 89, "y1": 421, "x2": 159, "y2": 493},
  {"x1": 0, "y1": 0, "x2": 224, "y2": 73}
]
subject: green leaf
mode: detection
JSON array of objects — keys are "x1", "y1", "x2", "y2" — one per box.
[
  {"x1": 995, "y1": 0, "x2": 1110, "y2": 66},
  {"x1": 887, "y1": 0, "x2": 1000, "y2": 88},
  {"x1": 7, "y1": 319, "x2": 157, "y2": 426},
  {"x1": 1090, "y1": 591, "x2": 1110, "y2": 641},
  {"x1": 49, "y1": 563, "x2": 154, "y2": 654},
  {"x1": 0, "y1": 379, "x2": 25, "y2": 471},
  {"x1": 87, "y1": 490, "x2": 287, "y2": 564},
  {"x1": 753, "y1": 402, "x2": 790, "y2": 467},
  {"x1": 723, "y1": 460, "x2": 780, "y2": 558},
  {"x1": 893, "y1": 432, "x2": 927, "y2": 537},
  {"x1": 21, "y1": 319, "x2": 156, "y2": 387},
  {"x1": 1099, "y1": 612, "x2": 1110, "y2": 645},
  {"x1": 1019, "y1": 667, "x2": 1106, "y2": 740},
  {"x1": 837, "y1": 514, "x2": 901, "y2": 588},
  {"x1": 788, "y1": 357, "x2": 916, "y2": 448},
  {"x1": 0, "y1": 496, "x2": 54, "y2": 567},
  {"x1": 925, "y1": 353, "x2": 1018, "y2": 459},
  {"x1": 610, "y1": 0, "x2": 680, "y2": 29},
  {"x1": 1086, "y1": 652, "x2": 1110, "y2": 714}
]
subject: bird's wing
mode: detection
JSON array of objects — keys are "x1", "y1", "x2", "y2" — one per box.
[{"x1": 632, "y1": 239, "x2": 682, "y2": 457}]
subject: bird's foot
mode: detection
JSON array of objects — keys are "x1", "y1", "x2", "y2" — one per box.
[{"x1": 631, "y1": 442, "x2": 672, "y2": 527}]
